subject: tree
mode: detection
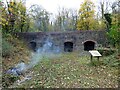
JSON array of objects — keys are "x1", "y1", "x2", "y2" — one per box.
[
  {"x1": 104, "y1": 13, "x2": 112, "y2": 30},
  {"x1": 29, "y1": 4, "x2": 50, "y2": 32},
  {"x1": 97, "y1": 0, "x2": 112, "y2": 19},
  {"x1": 1, "y1": 0, "x2": 29, "y2": 35},
  {"x1": 107, "y1": 1, "x2": 120, "y2": 52},
  {"x1": 14, "y1": 1, "x2": 27, "y2": 32},
  {"x1": 0, "y1": 1, "x2": 9, "y2": 34},
  {"x1": 77, "y1": 0, "x2": 96, "y2": 30},
  {"x1": 97, "y1": 0, "x2": 117, "y2": 31},
  {"x1": 53, "y1": 7, "x2": 78, "y2": 31}
]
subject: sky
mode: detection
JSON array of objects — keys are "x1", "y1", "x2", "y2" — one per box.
[
  {"x1": 3, "y1": 0, "x2": 116, "y2": 18},
  {"x1": 25, "y1": 0, "x2": 117, "y2": 17},
  {"x1": 26, "y1": 0, "x2": 98, "y2": 15}
]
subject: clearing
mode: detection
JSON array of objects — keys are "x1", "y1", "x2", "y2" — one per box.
[{"x1": 10, "y1": 52, "x2": 118, "y2": 88}]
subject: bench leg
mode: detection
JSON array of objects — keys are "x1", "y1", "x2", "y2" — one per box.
[{"x1": 97, "y1": 56, "x2": 100, "y2": 61}]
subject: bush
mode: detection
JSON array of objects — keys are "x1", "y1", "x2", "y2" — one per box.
[
  {"x1": 2, "y1": 73, "x2": 20, "y2": 88},
  {"x1": 97, "y1": 48, "x2": 115, "y2": 56},
  {"x1": 103, "y1": 55, "x2": 120, "y2": 67},
  {"x1": 107, "y1": 24, "x2": 120, "y2": 48},
  {"x1": 2, "y1": 39, "x2": 14, "y2": 57}
]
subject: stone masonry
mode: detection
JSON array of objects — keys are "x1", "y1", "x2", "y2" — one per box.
[{"x1": 16, "y1": 30, "x2": 108, "y2": 52}]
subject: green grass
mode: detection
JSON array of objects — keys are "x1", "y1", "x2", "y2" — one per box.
[{"x1": 10, "y1": 52, "x2": 119, "y2": 88}]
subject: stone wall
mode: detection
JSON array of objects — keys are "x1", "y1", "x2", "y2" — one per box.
[{"x1": 16, "y1": 30, "x2": 108, "y2": 52}]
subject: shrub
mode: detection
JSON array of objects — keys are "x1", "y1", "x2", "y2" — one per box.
[
  {"x1": 107, "y1": 24, "x2": 120, "y2": 48},
  {"x1": 97, "y1": 48, "x2": 115, "y2": 56},
  {"x1": 102, "y1": 55, "x2": 120, "y2": 67},
  {"x1": 2, "y1": 39, "x2": 14, "y2": 57}
]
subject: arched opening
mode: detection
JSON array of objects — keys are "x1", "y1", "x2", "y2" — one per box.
[
  {"x1": 84, "y1": 41, "x2": 95, "y2": 51},
  {"x1": 30, "y1": 42, "x2": 36, "y2": 51},
  {"x1": 64, "y1": 42, "x2": 73, "y2": 52}
]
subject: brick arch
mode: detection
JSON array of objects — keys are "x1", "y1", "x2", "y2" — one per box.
[
  {"x1": 64, "y1": 41, "x2": 73, "y2": 52},
  {"x1": 82, "y1": 40, "x2": 97, "y2": 44},
  {"x1": 29, "y1": 41, "x2": 37, "y2": 51},
  {"x1": 82, "y1": 40, "x2": 96, "y2": 51}
]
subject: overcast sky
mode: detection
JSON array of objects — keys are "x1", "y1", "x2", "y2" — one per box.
[
  {"x1": 3, "y1": 0, "x2": 116, "y2": 17},
  {"x1": 26, "y1": 0, "x2": 97, "y2": 14}
]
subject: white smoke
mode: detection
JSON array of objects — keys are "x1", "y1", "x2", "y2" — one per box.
[{"x1": 7, "y1": 35, "x2": 61, "y2": 76}]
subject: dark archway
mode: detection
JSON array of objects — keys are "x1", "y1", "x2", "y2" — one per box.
[
  {"x1": 30, "y1": 41, "x2": 36, "y2": 51},
  {"x1": 64, "y1": 42, "x2": 73, "y2": 52},
  {"x1": 84, "y1": 41, "x2": 95, "y2": 51}
]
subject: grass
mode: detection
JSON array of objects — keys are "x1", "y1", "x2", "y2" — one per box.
[{"x1": 10, "y1": 52, "x2": 119, "y2": 88}]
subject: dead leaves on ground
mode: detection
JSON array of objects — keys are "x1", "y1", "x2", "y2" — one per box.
[{"x1": 13, "y1": 53, "x2": 119, "y2": 88}]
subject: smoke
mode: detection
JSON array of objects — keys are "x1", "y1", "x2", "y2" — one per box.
[{"x1": 6, "y1": 34, "x2": 61, "y2": 76}]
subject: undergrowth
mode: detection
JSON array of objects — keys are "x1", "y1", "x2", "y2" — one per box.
[
  {"x1": 2, "y1": 35, "x2": 31, "y2": 88},
  {"x1": 2, "y1": 38, "x2": 14, "y2": 57}
]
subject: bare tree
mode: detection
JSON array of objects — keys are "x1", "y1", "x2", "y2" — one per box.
[
  {"x1": 53, "y1": 7, "x2": 78, "y2": 31},
  {"x1": 29, "y1": 4, "x2": 50, "y2": 32},
  {"x1": 112, "y1": 0, "x2": 120, "y2": 14},
  {"x1": 97, "y1": 0, "x2": 112, "y2": 19}
]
